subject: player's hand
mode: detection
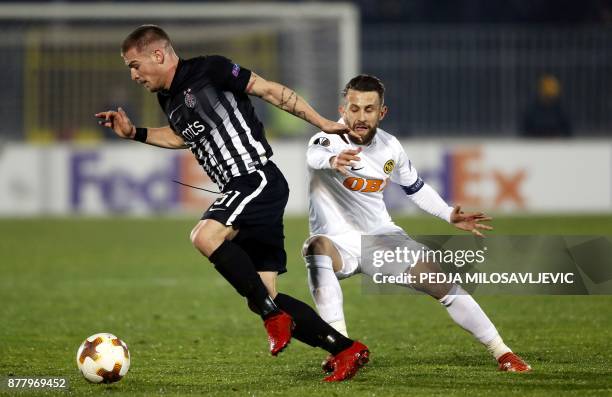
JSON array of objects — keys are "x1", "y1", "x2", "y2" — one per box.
[
  {"x1": 95, "y1": 108, "x2": 135, "y2": 139},
  {"x1": 450, "y1": 205, "x2": 493, "y2": 238},
  {"x1": 330, "y1": 147, "x2": 362, "y2": 176},
  {"x1": 320, "y1": 119, "x2": 362, "y2": 144}
]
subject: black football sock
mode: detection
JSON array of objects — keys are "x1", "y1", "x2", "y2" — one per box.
[
  {"x1": 274, "y1": 293, "x2": 353, "y2": 355},
  {"x1": 209, "y1": 240, "x2": 279, "y2": 319}
]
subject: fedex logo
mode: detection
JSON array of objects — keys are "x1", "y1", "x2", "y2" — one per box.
[
  {"x1": 70, "y1": 151, "x2": 216, "y2": 213},
  {"x1": 70, "y1": 152, "x2": 180, "y2": 212},
  {"x1": 421, "y1": 148, "x2": 526, "y2": 209},
  {"x1": 385, "y1": 147, "x2": 527, "y2": 211}
]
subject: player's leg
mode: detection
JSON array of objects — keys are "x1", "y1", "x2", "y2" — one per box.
[
  {"x1": 271, "y1": 284, "x2": 369, "y2": 382},
  {"x1": 408, "y1": 259, "x2": 531, "y2": 371},
  {"x1": 240, "y1": 234, "x2": 357, "y2": 358},
  {"x1": 409, "y1": 260, "x2": 502, "y2": 347},
  {"x1": 251, "y1": 270, "x2": 352, "y2": 352},
  {"x1": 191, "y1": 180, "x2": 294, "y2": 356},
  {"x1": 302, "y1": 235, "x2": 348, "y2": 337},
  {"x1": 245, "y1": 269, "x2": 368, "y2": 381},
  {"x1": 190, "y1": 219, "x2": 281, "y2": 319},
  {"x1": 231, "y1": 162, "x2": 369, "y2": 379}
]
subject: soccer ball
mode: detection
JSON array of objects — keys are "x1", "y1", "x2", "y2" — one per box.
[{"x1": 76, "y1": 333, "x2": 130, "y2": 383}]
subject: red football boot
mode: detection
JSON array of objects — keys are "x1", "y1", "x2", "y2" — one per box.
[
  {"x1": 321, "y1": 354, "x2": 334, "y2": 373},
  {"x1": 323, "y1": 341, "x2": 370, "y2": 382},
  {"x1": 497, "y1": 352, "x2": 532, "y2": 372},
  {"x1": 264, "y1": 311, "x2": 294, "y2": 356}
]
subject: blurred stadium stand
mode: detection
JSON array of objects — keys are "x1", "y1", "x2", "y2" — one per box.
[
  {"x1": 362, "y1": 26, "x2": 611, "y2": 136},
  {"x1": 0, "y1": 0, "x2": 610, "y2": 140}
]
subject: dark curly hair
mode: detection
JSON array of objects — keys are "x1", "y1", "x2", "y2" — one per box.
[{"x1": 342, "y1": 74, "x2": 385, "y2": 104}]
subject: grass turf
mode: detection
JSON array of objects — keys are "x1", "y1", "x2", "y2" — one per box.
[{"x1": 0, "y1": 215, "x2": 611, "y2": 396}]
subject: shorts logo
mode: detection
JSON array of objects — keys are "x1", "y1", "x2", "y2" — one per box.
[
  {"x1": 313, "y1": 137, "x2": 330, "y2": 147},
  {"x1": 184, "y1": 88, "x2": 197, "y2": 108},
  {"x1": 232, "y1": 64, "x2": 241, "y2": 77},
  {"x1": 383, "y1": 160, "x2": 395, "y2": 174}
]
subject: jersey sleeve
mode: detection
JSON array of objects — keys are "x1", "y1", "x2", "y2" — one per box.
[
  {"x1": 205, "y1": 55, "x2": 252, "y2": 93},
  {"x1": 390, "y1": 139, "x2": 453, "y2": 222},
  {"x1": 389, "y1": 139, "x2": 421, "y2": 190},
  {"x1": 306, "y1": 134, "x2": 337, "y2": 170},
  {"x1": 408, "y1": 184, "x2": 454, "y2": 222}
]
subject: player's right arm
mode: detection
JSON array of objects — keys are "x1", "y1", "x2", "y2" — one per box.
[
  {"x1": 95, "y1": 108, "x2": 187, "y2": 149},
  {"x1": 329, "y1": 148, "x2": 362, "y2": 177},
  {"x1": 307, "y1": 135, "x2": 361, "y2": 176}
]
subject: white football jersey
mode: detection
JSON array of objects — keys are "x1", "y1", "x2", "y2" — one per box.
[{"x1": 307, "y1": 128, "x2": 421, "y2": 236}]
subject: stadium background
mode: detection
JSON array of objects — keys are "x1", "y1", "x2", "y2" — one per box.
[{"x1": 0, "y1": 1, "x2": 610, "y2": 396}]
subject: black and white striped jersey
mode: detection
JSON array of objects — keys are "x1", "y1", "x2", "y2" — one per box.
[{"x1": 157, "y1": 56, "x2": 273, "y2": 190}]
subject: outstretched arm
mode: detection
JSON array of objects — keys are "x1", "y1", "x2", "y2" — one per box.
[
  {"x1": 405, "y1": 181, "x2": 493, "y2": 237},
  {"x1": 246, "y1": 72, "x2": 360, "y2": 142},
  {"x1": 393, "y1": 142, "x2": 492, "y2": 237},
  {"x1": 95, "y1": 108, "x2": 187, "y2": 149},
  {"x1": 448, "y1": 205, "x2": 493, "y2": 238}
]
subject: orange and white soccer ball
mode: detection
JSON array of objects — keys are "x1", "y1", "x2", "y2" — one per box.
[{"x1": 76, "y1": 333, "x2": 130, "y2": 383}]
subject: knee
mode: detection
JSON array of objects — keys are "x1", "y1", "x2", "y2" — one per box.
[
  {"x1": 409, "y1": 261, "x2": 453, "y2": 299},
  {"x1": 302, "y1": 235, "x2": 332, "y2": 257},
  {"x1": 190, "y1": 225, "x2": 222, "y2": 258}
]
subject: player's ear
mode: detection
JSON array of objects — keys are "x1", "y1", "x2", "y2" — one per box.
[
  {"x1": 379, "y1": 105, "x2": 388, "y2": 120},
  {"x1": 152, "y1": 48, "x2": 165, "y2": 64},
  {"x1": 338, "y1": 105, "x2": 345, "y2": 116}
]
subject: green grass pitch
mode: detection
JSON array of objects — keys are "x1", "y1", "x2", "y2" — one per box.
[{"x1": 0, "y1": 215, "x2": 611, "y2": 396}]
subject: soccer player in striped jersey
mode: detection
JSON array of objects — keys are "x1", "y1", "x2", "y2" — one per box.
[
  {"x1": 96, "y1": 25, "x2": 368, "y2": 382},
  {"x1": 303, "y1": 74, "x2": 531, "y2": 373}
]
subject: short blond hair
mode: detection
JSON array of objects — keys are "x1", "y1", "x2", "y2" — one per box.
[{"x1": 121, "y1": 25, "x2": 172, "y2": 54}]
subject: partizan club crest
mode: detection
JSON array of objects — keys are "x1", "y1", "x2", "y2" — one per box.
[{"x1": 184, "y1": 88, "x2": 197, "y2": 108}]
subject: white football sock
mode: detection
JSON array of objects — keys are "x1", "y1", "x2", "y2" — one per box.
[
  {"x1": 304, "y1": 255, "x2": 348, "y2": 337},
  {"x1": 485, "y1": 334, "x2": 512, "y2": 360},
  {"x1": 439, "y1": 285, "x2": 511, "y2": 360}
]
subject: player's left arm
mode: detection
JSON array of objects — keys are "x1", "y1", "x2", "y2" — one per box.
[
  {"x1": 448, "y1": 205, "x2": 493, "y2": 238},
  {"x1": 246, "y1": 72, "x2": 360, "y2": 142},
  {"x1": 206, "y1": 55, "x2": 359, "y2": 142},
  {"x1": 391, "y1": 142, "x2": 493, "y2": 237}
]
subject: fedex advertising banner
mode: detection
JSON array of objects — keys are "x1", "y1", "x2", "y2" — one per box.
[
  {"x1": 69, "y1": 147, "x2": 215, "y2": 215},
  {"x1": 0, "y1": 140, "x2": 610, "y2": 216},
  {"x1": 385, "y1": 141, "x2": 612, "y2": 213}
]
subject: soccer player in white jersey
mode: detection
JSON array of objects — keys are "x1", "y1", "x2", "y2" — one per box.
[{"x1": 303, "y1": 74, "x2": 531, "y2": 373}]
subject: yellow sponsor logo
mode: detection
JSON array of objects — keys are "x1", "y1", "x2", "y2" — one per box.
[{"x1": 383, "y1": 160, "x2": 395, "y2": 174}]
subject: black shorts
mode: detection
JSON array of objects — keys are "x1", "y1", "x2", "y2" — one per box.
[{"x1": 202, "y1": 161, "x2": 289, "y2": 274}]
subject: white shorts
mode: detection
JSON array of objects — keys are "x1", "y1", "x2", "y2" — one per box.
[
  {"x1": 305, "y1": 230, "x2": 362, "y2": 279},
  {"x1": 305, "y1": 226, "x2": 426, "y2": 280}
]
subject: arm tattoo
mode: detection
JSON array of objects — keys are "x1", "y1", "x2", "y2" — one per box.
[
  {"x1": 279, "y1": 87, "x2": 295, "y2": 109},
  {"x1": 277, "y1": 87, "x2": 308, "y2": 122},
  {"x1": 290, "y1": 94, "x2": 299, "y2": 113}
]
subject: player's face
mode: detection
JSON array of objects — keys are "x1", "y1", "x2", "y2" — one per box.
[
  {"x1": 122, "y1": 47, "x2": 167, "y2": 92},
  {"x1": 340, "y1": 89, "x2": 387, "y2": 145}
]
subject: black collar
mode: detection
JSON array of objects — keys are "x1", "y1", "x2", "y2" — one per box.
[{"x1": 166, "y1": 58, "x2": 187, "y2": 96}]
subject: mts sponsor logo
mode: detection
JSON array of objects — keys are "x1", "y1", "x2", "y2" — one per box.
[
  {"x1": 70, "y1": 151, "x2": 215, "y2": 213},
  {"x1": 426, "y1": 148, "x2": 526, "y2": 209}
]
